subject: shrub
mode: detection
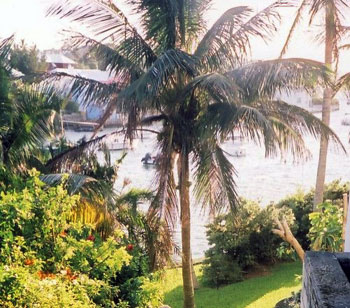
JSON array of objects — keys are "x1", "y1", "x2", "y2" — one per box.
[
  {"x1": 202, "y1": 199, "x2": 294, "y2": 287},
  {"x1": 308, "y1": 202, "x2": 343, "y2": 252},
  {"x1": 203, "y1": 180, "x2": 349, "y2": 288},
  {"x1": 0, "y1": 266, "x2": 98, "y2": 308},
  {"x1": 0, "y1": 171, "x2": 163, "y2": 307},
  {"x1": 113, "y1": 249, "x2": 163, "y2": 308},
  {"x1": 202, "y1": 252, "x2": 243, "y2": 287},
  {"x1": 275, "y1": 180, "x2": 349, "y2": 250}
]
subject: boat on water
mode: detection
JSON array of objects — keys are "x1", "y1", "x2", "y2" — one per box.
[
  {"x1": 141, "y1": 153, "x2": 160, "y2": 165},
  {"x1": 231, "y1": 148, "x2": 246, "y2": 157},
  {"x1": 341, "y1": 113, "x2": 350, "y2": 126}
]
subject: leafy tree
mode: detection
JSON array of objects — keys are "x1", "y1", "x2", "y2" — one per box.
[
  {"x1": 0, "y1": 37, "x2": 60, "y2": 169},
  {"x1": 279, "y1": 0, "x2": 350, "y2": 209},
  {"x1": 0, "y1": 38, "x2": 114, "y2": 218},
  {"x1": 2, "y1": 37, "x2": 169, "y2": 277},
  {"x1": 10, "y1": 40, "x2": 47, "y2": 75},
  {"x1": 47, "y1": 1, "x2": 343, "y2": 307}
]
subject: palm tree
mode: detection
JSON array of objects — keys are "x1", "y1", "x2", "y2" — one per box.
[
  {"x1": 0, "y1": 37, "x2": 63, "y2": 170},
  {"x1": 0, "y1": 37, "x2": 115, "y2": 211},
  {"x1": 47, "y1": 1, "x2": 343, "y2": 307},
  {"x1": 279, "y1": 0, "x2": 349, "y2": 209}
]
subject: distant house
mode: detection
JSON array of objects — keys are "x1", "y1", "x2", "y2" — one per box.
[
  {"x1": 50, "y1": 66, "x2": 122, "y2": 126},
  {"x1": 46, "y1": 53, "x2": 76, "y2": 71}
]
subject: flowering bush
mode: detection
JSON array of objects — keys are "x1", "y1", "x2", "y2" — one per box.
[{"x1": 0, "y1": 172, "x2": 163, "y2": 307}]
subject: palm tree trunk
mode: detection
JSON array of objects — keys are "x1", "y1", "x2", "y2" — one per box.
[
  {"x1": 314, "y1": 3, "x2": 335, "y2": 210},
  {"x1": 178, "y1": 150, "x2": 195, "y2": 308},
  {"x1": 59, "y1": 110, "x2": 65, "y2": 138},
  {"x1": 191, "y1": 256, "x2": 199, "y2": 290},
  {"x1": 2, "y1": 139, "x2": 10, "y2": 165}
]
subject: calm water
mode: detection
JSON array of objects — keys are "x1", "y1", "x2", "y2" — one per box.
[{"x1": 65, "y1": 99, "x2": 350, "y2": 258}]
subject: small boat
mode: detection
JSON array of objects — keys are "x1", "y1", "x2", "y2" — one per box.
[
  {"x1": 231, "y1": 148, "x2": 246, "y2": 157},
  {"x1": 341, "y1": 113, "x2": 350, "y2": 126},
  {"x1": 141, "y1": 153, "x2": 160, "y2": 165}
]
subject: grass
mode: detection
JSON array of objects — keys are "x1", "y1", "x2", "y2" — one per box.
[{"x1": 163, "y1": 261, "x2": 302, "y2": 308}]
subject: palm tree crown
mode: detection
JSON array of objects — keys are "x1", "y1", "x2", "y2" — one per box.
[{"x1": 0, "y1": 37, "x2": 63, "y2": 170}]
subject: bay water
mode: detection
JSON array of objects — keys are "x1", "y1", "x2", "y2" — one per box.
[{"x1": 65, "y1": 100, "x2": 350, "y2": 258}]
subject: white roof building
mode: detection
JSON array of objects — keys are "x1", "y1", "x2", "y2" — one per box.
[
  {"x1": 52, "y1": 68, "x2": 115, "y2": 83},
  {"x1": 46, "y1": 53, "x2": 76, "y2": 70}
]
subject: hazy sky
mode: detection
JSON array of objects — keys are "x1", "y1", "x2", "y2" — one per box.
[{"x1": 0, "y1": 0, "x2": 348, "y2": 66}]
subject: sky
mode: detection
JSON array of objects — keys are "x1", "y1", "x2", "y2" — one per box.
[{"x1": 0, "y1": 0, "x2": 349, "y2": 68}]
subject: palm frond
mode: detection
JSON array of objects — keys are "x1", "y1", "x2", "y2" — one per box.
[
  {"x1": 40, "y1": 173, "x2": 116, "y2": 204},
  {"x1": 183, "y1": 73, "x2": 238, "y2": 104},
  {"x1": 340, "y1": 44, "x2": 350, "y2": 50},
  {"x1": 260, "y1": 100, "x2": 345, "y2": 153},
  {"x1": 47, "y1": 0, "x2": 157, "y2": 66},
  {"x1": 131, "y1": 0, "x2": 178, "y2": 51},
  {"x1": 67, "y1": 32, "x2": 145, "y2": 75},
  {"x1": 145, "y1": 213, "x2": 175, "y2": 270},
  {"x1": 234, "y1": 1, "x2": 292, "y2": 38},
  {"x1": 200, "y1": 98, "x2": 344, "y2": 160},
  {"x1": 90, "y1": 100, "x2": 118, "y2": 139},
  {"x1": 141, "y1": 114, "x2": 168, "y2": 126},
  {"x1": 149, "y1": 126, "x2": 178, "y2": 229},
  {"x1": 45, "y1": 129, "x2": 124, "y2": 171},
  {"x1": 0, "y1": 36, "x2": 14, "y2": 71},
  {"x1": 116, "y1": 188, "x2": 153, "y2": 215},
  {"x1": 279, "y1": 0, "x2": 309, "y2": 58},
  {"x1": 226, "y1": 58, "x2": 331, "y2": 102},
  {"x1": 2, "y1": 84, "x2": 63, "y2": 169},
  {"x1": 193, "y1": 144, "x2": 238, "y2": 214},
  {"x1": 182, "y1": 0, "x2": 212, "y2": 50},
  {"x1": 45, "y1": 71, "x2": 122, "y2": 108},
  {"x1": 309, "y1": 0, "x2": 348, "y2": 25},
  {"x1": 268, "y1": 116, "x2": 310, "y2": 160},
  {"x1": 120, "y1": 49, "x2": 198, "y2": 103},
  {"x1": 334, "y1": 72, "x2": 350, "y2": 94},
  {"x1": 232, "y1": 105, "x2": 277, "y2": 155},
  {"x1": 200, "y1": 102, "x2": 277, "y2": 154},
  {"x1": 196, "y1": 2, "x2": 290, "y2": 71},
  {"x1": 231, "y1": 100, "x2": 344, "y2": 158},
  {"x1": 194, "y1": 6, "x2": 252, "y2": 69}
]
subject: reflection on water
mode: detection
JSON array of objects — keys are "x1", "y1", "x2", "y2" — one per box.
[{"x1": 65, "y1": 100, "x2": 350, "y2": 259}]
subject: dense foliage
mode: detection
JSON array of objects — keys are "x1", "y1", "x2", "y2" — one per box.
[
  {"x1": 275, "y1": 180, "x2": 348, "y2": 250},
  {"x1": 10, "y1": 40, "x2": 47, "y2": 76},
  {"x1": 309, "y1": 202, "x2": 343, "y2": 252},
  {"x1": 203, "y1": 180, "x2": 349, "y2": 287},
  {"x1": 202, "y1": 200, "x2": 295, "y2": 287},
  {"x1": 0, "y1": 172, "x2": 163, "y2": 308}
]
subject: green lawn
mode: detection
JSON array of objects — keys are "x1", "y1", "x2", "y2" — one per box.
[{"x1": 163, "y1": 262, "x2": 302, "y2": 308}]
